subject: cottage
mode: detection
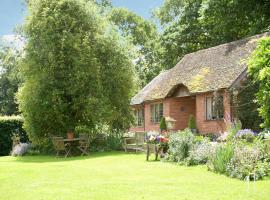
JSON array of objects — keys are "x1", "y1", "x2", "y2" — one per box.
[{"x1": 130, "y1": 32, "x2": 270, "y2": 134}]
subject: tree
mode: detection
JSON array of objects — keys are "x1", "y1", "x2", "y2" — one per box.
[
  {"x1": 232, "y1": 79, "x2": 263, "y2": 131},
  {"x1": 248, "y1": 37, "x2": 270, "y2": 128},
  {"x1": 18, "y1": 0, "x2": 134, "y2": 148},
  {"x1": 109, "y1": 8, "x2": 163, "y2": 87},
  {"x1": 156, "y1": 0, "x2": 206, "y2": 69},
  {"x1": 0, "y1": 46, "x2": 21, "y2": 115},
  {"x1": 155, "y1": 0, "x2": 270, "y2": 69}
]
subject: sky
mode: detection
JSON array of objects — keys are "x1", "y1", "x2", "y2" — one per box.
[{"x1": 0, "y1": 0, "x2": 163, "y2": 38}]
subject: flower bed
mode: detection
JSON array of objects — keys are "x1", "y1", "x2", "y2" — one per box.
[{"x1": 163, "y1": 128, "x2": 270, "y2": 180}]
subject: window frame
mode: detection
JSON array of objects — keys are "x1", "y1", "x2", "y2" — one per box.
[
  {"x1": 134, "y1": 107, "x2": 144, "y2": 127},
  {"x1": 150, "y1": 103, "x2": 163, "y2": 124},
  {"x1": 205, "y1": 95, "x2": 224, "y2": 121}
]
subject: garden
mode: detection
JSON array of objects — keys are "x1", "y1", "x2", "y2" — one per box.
[{"x1": 1, "y1": 0, "x2": 270, "y2": 199}]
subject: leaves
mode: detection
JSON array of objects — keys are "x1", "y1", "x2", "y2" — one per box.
[{"x1": 18, "y1": 0, "x2": 134, "y2": 146}]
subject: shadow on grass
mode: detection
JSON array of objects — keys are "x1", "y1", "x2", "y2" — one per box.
[{"x1": 14, "y1": 151, "x2": 131, "y2": 163}]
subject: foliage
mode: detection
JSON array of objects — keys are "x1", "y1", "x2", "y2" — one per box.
[
  {"x1": 227, "y1": 140, "x2": 270, "y2": 180},
  {"x1": 204, "y1": 133, "x2": 218, "y2": 142},
  {"x1": 226, "y1": 119, "x2": 242, "y2": 141},
  {"x1": 160, "y1": 117, "x2": 167, "y2": 131},
  {"x1": 207, "y1": 144, "x2": 234, "y2": 174},
  {"x1": 109, "y1": 8, "x2": 163, "y2": 87},
  {"x1": 18, "y1": 0, "x2": 134, "y2": 149},
  {"x1": 75, "y1": 125, "x2": 124, "y2": 151},
  {"x1": 155, "y1": 0, "x2": 270, "y2": 69},
  {"x1": 188, "y1": 114, "x2": 196, "y2": 130},
  {"x1": 166, "y1": 129, "x2": 195, "y2": 162},
  {"x1": 157, "y1": 0, "x2": 205, "y2": 69},
  {"x1": 235, "y1": 129, "x2": 256, "y2": 143},
  {"x1": 248, "y1": 37, "x2": 270, "y2": 129},
  {"x1": 231, "y1": 79, "x2": 263, "y2": 131},
  {"x1": 187, "y1": 139, "x2": 216, "y2": 165},
  {"x1": 0, "y1": 116, "x2": 28, "y2": 156},
  {"x1": 0, "y1": 46, "x2": 22, "y2": 115}
]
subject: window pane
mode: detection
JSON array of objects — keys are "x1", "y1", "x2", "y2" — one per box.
[{"x1": 206, "y1": 97, "x2": 212, "y2": 120}]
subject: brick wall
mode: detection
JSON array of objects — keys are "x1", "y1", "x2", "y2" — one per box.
[
  {"x1": 166, "y1": 97, "x2": 196, "y2": 131},
  {"x1": 130, "y1": 90, "x2": 231, "y2": 134},
  {"x1": 196, "y1": 90, "x2": 231, "y2": 134},
  {"x1": 130, "y1": 97, "x2": 196, "y2": 132}
]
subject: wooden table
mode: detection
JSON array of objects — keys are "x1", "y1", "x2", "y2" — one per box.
[{"x1": 63, "y1": 138, "x2": 80, "y2": 156}]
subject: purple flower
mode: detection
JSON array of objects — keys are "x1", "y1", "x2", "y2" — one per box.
[{"x1": 236, "y1": 129, "x2": 256, "y2": 137}]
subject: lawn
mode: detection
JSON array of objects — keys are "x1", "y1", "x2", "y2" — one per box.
[{"x1": 0, "y1": 152, "x2": 270, "y2": 200}]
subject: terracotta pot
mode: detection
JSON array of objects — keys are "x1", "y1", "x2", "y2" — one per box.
[{"x1": 67, "y1": 131, "x2": 74, "y2": 139}]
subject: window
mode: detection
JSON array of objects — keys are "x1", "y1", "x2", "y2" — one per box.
[
  {"x1": 206, "y1": 96, "x2": 224, "y2": 120},
  {"x1": 150, "y1": 103, "x2": 163, "y2": 123},
  {"x1": 134, "y1": 108, "x2": 144, "y2": 127}
]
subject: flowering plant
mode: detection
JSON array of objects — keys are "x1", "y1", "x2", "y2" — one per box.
[
  {"x1": 146, "y1": 131, "x2": 169, "y2": 144},
  {"x1": 235, "y1": 129, "x2": 256, "y2": 142},
  {"x1": 147, "y1": 135, "x2": 169, "y2": 144}
]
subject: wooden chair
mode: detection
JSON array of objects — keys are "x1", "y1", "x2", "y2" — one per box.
[
  {"x1": 123, "y1": 132, "x2": 145, "y2": 153},
  {"x1": 77, "y1": 134, "x2": 91, "y2": 156},
  {"x1": 51, "y1": 137, "x2": 71, "y2": 158}
]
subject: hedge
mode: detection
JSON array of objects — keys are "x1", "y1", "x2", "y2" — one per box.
[{"x1": 0, "y1": 116, "x2": 28, "y2": 156}]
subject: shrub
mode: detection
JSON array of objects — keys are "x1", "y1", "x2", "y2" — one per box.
[
  {"x1": 160, "y1": 117, "x2": 167, "y2": 131},
  {"x1": 188, "y1": 115, "x2": 196, "y2": 130},
  {"x1": 187, "y1": 139, "x2": 217, "y2": 165},
  {"x1": 204, "y1": 133, "x2": 218, "y2": 141},
  {"x1": 76, "y1": 125, "x2": 124, "y2": 151},
  {"x1": 235, "y1": 129, "x2": 256, "y2": 143},
  {"x1": 227, "y1": 119, "x2": 242, "y2": 141},
  {"x1": 0, "y1": 116, "x2": 28, "y2": 156},
  {"x1": 226, "y1": 140, "x2": 270, "y2": 180},
  {"x1": 166, "y1": 129, "x2": 195, "y2": 162},
  {"x1": 208, "y1": 144, "x2": 234, "y2": 174}
]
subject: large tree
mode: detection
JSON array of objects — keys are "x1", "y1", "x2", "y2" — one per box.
[
  {"x1": 0, "y1": 46, "x2": 21, "y2": 115},
  {"x1": 155, "y1": 0, "x2": 270, "y2": 68},
  {"x1": 109, "y1": 8, "x2": 163, "y2": 87},
  {"x1": 18, "y1": 0, "x2": 134, "y2": 147}
]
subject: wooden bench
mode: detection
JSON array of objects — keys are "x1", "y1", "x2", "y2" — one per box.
[{"x1": 123, "y1": 132, "x2": 145, "y2": 153}]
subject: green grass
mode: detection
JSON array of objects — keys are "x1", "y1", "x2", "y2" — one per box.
[{"x1": 0, "y1": 152, "x2": 270, "y2": 200}]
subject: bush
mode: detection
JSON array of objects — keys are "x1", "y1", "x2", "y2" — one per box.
[
  {"x1": 187, "y1": 139, "x2": 216, "y2": 165},
  {"x1": 188, "y1": 115, "x2": 196, "y2": 130},
  {"x1": 166, "y1": 129, "x2": 195, "y2": 163},
  {"x1": 208, "y1": 144, "x2": 234, "y2": 174},
  {"x1": 226, "y1": 140, "x2": 270, "y2": 180},
  {"x1": 0, "y1": 116, "x2": 28, "y2": 156},
  {"x1": 235, "y1": 129, "x2": 256, "y2": 143},
  {"x1": 160, "y1": 117, "x2": 167, "y2": 131}
]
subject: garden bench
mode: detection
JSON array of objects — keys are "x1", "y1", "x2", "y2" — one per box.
[{"x1": 123, "y1": 132, "x2": 145, "y2": 153}]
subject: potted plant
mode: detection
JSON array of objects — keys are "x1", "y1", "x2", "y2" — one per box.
[
  {"x1": 188, "y1": 114, "x2": 197, "y2": 134},
  {"x1": 67, "y1": 128, "x2": 74, "y2": 139}
]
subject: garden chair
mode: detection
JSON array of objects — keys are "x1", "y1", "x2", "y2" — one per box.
[
  {"x1": 77, "y1": 134, "x2": 91, "y2": 156},
  {"x1": 123, "y1": 132, "x2": 145, "y2": 153},
  {"x1": 51, "y1": 137, "x2": 71, "y2": 158}
]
